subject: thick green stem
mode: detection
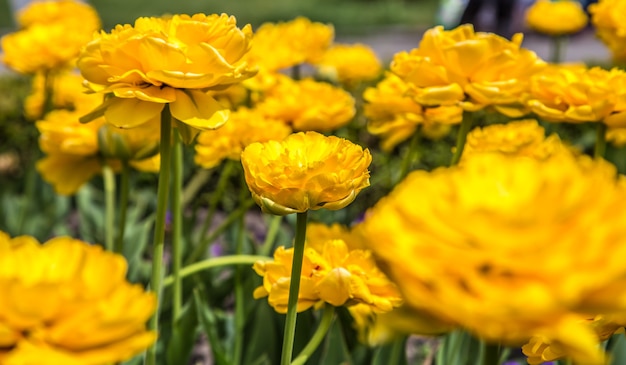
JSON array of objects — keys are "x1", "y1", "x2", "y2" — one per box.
[
  {"x1": 387, "y1": 337, "x2": 407, "y2": 365},
  {"x1": 450, "y1": 113, "x2": 474, "y2": 166},
  {"x1": 281, "y1": 211, "x2": 309, "y2": 365},
  {"x1": 181, "y1": 169, "x2": 213, "y2": 209},
  {"x1": 102, "y1": 164, "x2": 115, "y2": 252},
  {"x1": 291, "y1": 305, "x2": 335, "y2": 365},
  {"x1": 233, "y1": 215, "x2": 246, "y2": 365},
  {"x1": 145, "y1": 105, "x2": 173, "y2": 365},
  {"x1": 171, "y1": 130, "x2": 183, "y2": 323},
  {"x1": 551, "y1": 35, "x2": 565, "y2": 64},
  {"x1": 260, "y1": 215, "x2": 283, "y2": 256},
  {"x1": 480, "y1": 342, "x2": 501, "y2": 365},
  {"x1": 163, "y1": 255, "x2": 265, "y2": 286},
  {"x1": 292, "y1": 64, "x2": 301, "y2": 80},
  {"x1": 114, "y1": 161, "x2": 130, "y2": 255},
  {"x1": 398, "y1": 127, "x2": 421, "y2": 183},
  {"x1": 595, "y1": 122, "x2": 607, "y2": 159}
]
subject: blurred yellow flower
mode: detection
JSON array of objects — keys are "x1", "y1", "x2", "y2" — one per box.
[
  {"x1": 317, "y1": 43, "x2": 382, "y2": 85},
  {"x1": 461, "y1": 119, "x2": 572, "y2": 161},
  {"x1": 357, "y1": 153, "x2": 626, "y2": 364},
  {"x1": 391, "y1": 24, "x2": 544, "y2": 117},
  {"x1": 364, "y1": 72, "x2": 459, "y2": 151},
  {"x1": 78, "y1": 13, "x2": 255, "y2": 132},
  {"x1": 194, "y1": 107, "x2": 292, "y2": 169},
  {"x1": 241, "y1": 131, "x2": 371, "y2": 215},
  {"x1": 0, "y1": 231, "x2": 156, "y2": 365},
  {"x1": 1, "y1": 0, "x2": 100, "y2": 74},
  {"x1": 607, "y1": 127, "x2": 626, "y2": 147},
  {"x1": 253, "y1": 232, "x2": 402, "y2": 313},
  {"x1": 590, "y1": 0, "x2": 626, "y2": 62},
  {"x1": 24, "y1": 72, "x2": 92, "y2": 119},
  {"x1": 256, "y1": 78, "x2": 355, "y2": 132},
  {"x1": 525, "y1": 0, "x2": 588, "y2": 36},
  {"x1": 526, "y1": 65, "x2": 626, "y2": 126}
]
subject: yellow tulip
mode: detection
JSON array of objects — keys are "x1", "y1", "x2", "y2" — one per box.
[
  {"x1": 525, "y1": 0, "x2": 588, "y2": 36},
  {"x1": 317, "y1": 43, "x2": 382, "y2": 85},
  {"x1": 590, "y1": 0, "x2": 626, "y2": 62}
]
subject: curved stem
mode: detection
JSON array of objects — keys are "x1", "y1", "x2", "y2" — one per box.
[
  {"x1": 291, "y1": 305, "x2": 335, "y2": 365},
  {"x1": 398, "y1": 127, "x2": 421, "y2": 183},
  {"x1": 145, "y1": 105, "x2": 173, "y2": 365},
  {"x1": 595, "y1": 122, "x2": 607, "y2": 159},
  {"x1": 163, "y1": 255, "x2": 266, "y2": 286},
  {"x1": 450, "y1": 112, "x2": 474, "y2": 166},
  {"x1": 114, "y1": 161, "x2": 130, "y2": 255},
  {"x1": 281, "y1": 211, "x2": 309, "y2": 365},
  {"x1": 171, "y1": 130, "x2": 183, "y2": 323},
  {"x1": 260, "y1": 215, "x2": 283, "y2": 256},
  {"x1": 102, "y1": 164, "x2": 115, "y2": 252}
]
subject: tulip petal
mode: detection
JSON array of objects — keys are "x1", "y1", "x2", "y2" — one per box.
[
  {"x1": 170, "y1": 89, "x2": 230, "y2": 130},
  {"x1": 104, "y1": 98, "x2": 165, "y2": 128}
]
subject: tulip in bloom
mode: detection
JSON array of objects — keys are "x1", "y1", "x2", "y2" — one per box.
[
  {"x1": 241, "y1": 131, "x2": 371, "y2": 215},
  {"x1": 590, "y1": 0, "x2": 626, "y2": 62},
  {"x1": 357, "y1": 153, "x2": 626, "y2": 364},
  {"x1": 0, "y1": 231, "x2": 156, "y2": 365},
  {"x1": 316, "y1": 43, "x2": 382, "y2": 85},
  {"x1": 78, "y1": 14, "x2": 256, "y2": 132},
  {"x1": 525, "y1": 0, "x2": 588, "y2": 36}
]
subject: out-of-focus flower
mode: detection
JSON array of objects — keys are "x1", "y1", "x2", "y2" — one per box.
[
  {"x1": 194, "y1": 107, "x2": 292, "y2": 169},
  {"x1": 357, "y1": 153, "x2": 626, "y2": 364},
  {"x1": 317, "y1": 43, "x2": 382, "y2": 85},
  {"x1": 526, "y1": 65, "x2": 626, "y2": 126},
  {"x1": 0, "y1": 231, "x2": 156, "y2": 365},
  {"x1": 364, "y1": 73, "x2": 459, "y2": 151},
  {"x1": 78, "y1": 14, "x2": 255, "y2": 133},
  {"x1": 253, "y1": 229, "x2": 402, "y2": 313},
  {"x1": 24, "y1": 72, "x2": 96, "y2": 120},
  {"x1": 391, "y1": 24, "x2": 544, "y2": 117},
  {"x1": 1, "y1": 0, "x2": 100, "y2": 74},
  {"x1": 256, "y1": 78, "x2": 355, "y2": 132},
  {"x1": 461, "y1": 119, "x2": 573, "y2": 161},
  {"x1": 241, "y1": 131, "x2": 371, "y2": 215},
  {"x1": 525, "y1": 0, "x2": 588, "y2": 36},
  {"x1": 607, "y1": 127, "x2": 626, "y2": 147},
  {"x1": 590, "y1": 0, "x2": 626, "y2": 62}
]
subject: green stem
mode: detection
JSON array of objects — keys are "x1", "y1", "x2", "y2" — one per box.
[
  {"x1": 398, "y1": 127, "x2": 421, "y2": 183},
  {"x1": 171, "y1": 130, "x2": 183, "y2": 323},
  {"x1": 114, "y1": 161, "x2": 130, "y2": 255},
  {"x1": 291, "y1": 305, "x2": 336, "y2": 365},
  {"x1": 163, "y1": 255, "x2": 265, "y2": 286},
  {"x1": 42, "y1": 70, "x2": 55, "y2": 118},
  {"x1": 480, "y1": 342, "x2": 501, "y2": 365},
  {"x1": 292, "y1": 64, "x2": 301, "y2": 80},
  {"x1": 260, "y1": 215, "x2": 283, "y2": 256},
  {"x1": 450, "y1": 112, "x2": 474, "y2": 166},
  {"x1": 281, "y1": 211, "x2": 309, "y2": 365},
  {"x1": 181, "y1": 169, "x2": 213, "y2": 209},
  {"x1": 233, "y1": 216, "x2": 246, "y2": 365},
  {"x1": 551, "y1": 35, "x2": 565, "y2": 64},
  {"x1": 387, "y1": 337, "x2": 407, "y2": 365},
  {"x1": 102, "y1": 164, "x2": 115, "y2": 252},
  {"x1": 595, "y1": 122, "x2": 607, "y2": 159},
  {"x1": 145, "y1": 105, "x2": 173, "y2": 365}
]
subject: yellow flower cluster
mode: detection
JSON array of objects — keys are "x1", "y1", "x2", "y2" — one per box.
[
  {"x1": 364, "y1": 73, "x2": 459, "y2": 151},
  {"x1": 194, "y1": 107, "x2": 292, "y2": 169},
  {"x1": 526, "y1": 65, "x2": 626, "y2": 126},
  {"x1": 78, "y1": 13, "x2": 255, "y2": 131},
  {"x1": 0, "y1": 232, "x2": 156, "y2": 365},
  {"x1": 590, "y1": 0, "x2": 626, "y2": 62},
  {"x1": 391, "y1": 24, "x2": 544, "y2": 117},
  {"x1": 253, "y1": 223, "x2": 402, "y2": 313},
  {"x1": 256, "y1": 77, "x2": 356, "y2": 132},
  {"x1": 461, "y1": 119, "x2": 571, "y2": 161},
  {"x1": 1, "y1": 0, "x2": 100, "y2": 74},
  {"x1": 357, "y1": 153, "x2": 626, "y2": 364},
  {"x1": 24, "y1": 71, "x2": 94, "y2": 119},
  {"x1": 316, "y1": 43, "x2": 382, "y2": 85},
  {"x1": 241, "y1": 131, "x2": 371, "y2": 215},
  {"x1": 525, "y1": 0, "x2": 588, "y2": 36}
]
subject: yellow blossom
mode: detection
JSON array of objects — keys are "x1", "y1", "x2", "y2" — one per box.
[
  {"x1": 256, "y1": 77, "x2": 356, "y2": 132},
  {"x1": 525, "y1": 0, "x2": 588, "y2": 36},
  {"x1": 24, "y1": 72, "x2": 93, "y2": 120},
  {"x1": 364, "y1": 72, "x2": 459, "y2": 151},
  {"x1": 16, "y1": 0, "x2": 100, "y2": 29},
  {"x1": 194, "y1": 107, "x2": 292, "y2": 169},
  {"x1": 357, "y1": 153, "x2": 626, "y2": 364},
  {"x1": 590, "y1": 0, "x2": 626, "y2": 62},
  {"x1": 241, "y1": 131, "x2": 371, "y2": 215},
  {"x1": 253, "y1": 233, "x2": 402, "y2": 313},
  {"x1": 391, "y1": 24, "x2": 544, "y2": 117},
  {"x1": 526, "y1": 65, "x2": 626, "y2": 126},
  {"x1": 0, "y1": 231, "x2": 156, "y2": 365},
  {"x1": 77, "y1": 14, "x2": 256, "y2": 132},
  {"x1": 317, "y1": 43, "x2": 382, "y2": 85},
  {"x1": 607, "y1": 127, "x2": 626, "y2": 147},
  {"x1": 461, "y1": 119, "x2": 573, "y2": 161}
]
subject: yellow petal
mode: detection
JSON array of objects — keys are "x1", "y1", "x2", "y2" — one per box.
[
  {"x1": 104, "y1": 98, "x2": 165, "y2": 128},
  {"x1": 170, "y1": 89, "x2": 230, "y2": 130}
]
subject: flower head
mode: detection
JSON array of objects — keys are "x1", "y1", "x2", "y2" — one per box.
[
  {"x1": 77, "y1": 13, "x2": 255, "y2": 131},
  {"x1": 253, "y1": 224, "x2": 401, "y2": 313},
  {"x1": 391, "y1": 24, "x2": 544, "y2": 117},
  {"x1": 241, "y1": 131, "x2": 371, "y2": 215},
  {"x1": 316, "y1": 43, "x2": 382, "y2": 85},
  {"x1": 590, "y1": 0, "x2": 626, "y2": 62},
  {"x1": 0, "y1": 231, "x2": 156, "y2": 365},
  {"x1": 256, "y1": 78, "x2": 355, "y2": 132},
  {"x1": 525, "y1": 0, "x2": 588, "y2": 36},
  {"x1": 357, "y1": 153, "x2": 626, "y2": 363}
]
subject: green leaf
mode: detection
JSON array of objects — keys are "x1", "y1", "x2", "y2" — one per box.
[
  {"x1": 166, "y1": 298, "x2": 199, "y2": 365},
  {"x1": 193, "y1": 289, "x2": 231, "y2": 365}
]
